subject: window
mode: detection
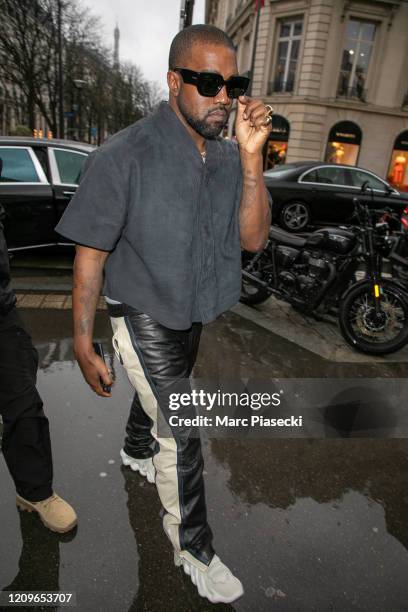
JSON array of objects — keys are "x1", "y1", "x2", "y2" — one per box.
[
  {"x1": 0, "y1": 147, "x2": 40, "y2": 183},
  {"x1": 337, "y1": 19, "x2": 376, "y2": 101},
  {"x1": 239, "y1": 33, "x2": 251, "y2": 73},
  {"x1": 387, "y1": 131, "x2": 408, "y2": 193},
  {"x1": 315, "y1": 167, "x2": 347, "y2": 186},
  {"x1": 300, "y1": 169, "x2": 318, "y2": 182},
  {"x1": 264, "y1": 140, "x2": 288, "y2": 170},
  {"x1": 349, "y1": 169, "x2": 387, "y2": 191},
  {"x1": 325, "y1": 121, "x2": 362, "y2": 166},
  {"x1": 269, "y1": 17, "x2": 303, "y2": 94},
  {"x1": 53, "y1": 149, "x2": 88, "y2": 185},
  {"x1": 263, "y1": 114, "x2": 290, "y2": 171},
  {"x1": 33, "y1": 148, "x2": 50, "y2": 180}
]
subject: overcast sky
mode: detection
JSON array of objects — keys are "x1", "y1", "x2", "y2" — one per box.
[{"x1": 84, "y1": 0, "x2": 206, "y2": 95}]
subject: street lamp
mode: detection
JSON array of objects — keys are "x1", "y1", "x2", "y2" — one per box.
[{"x1": 73, "y1": 79, "x2": 86, "y2": 141}]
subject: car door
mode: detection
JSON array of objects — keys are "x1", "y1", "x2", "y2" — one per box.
[
  {"x1": 301, "y1": 165, "x2": 353, "y2": 224},
  {"x1": 48, "y1": 147, "x2": 89, "y2": 242},
  {"x1": 347, "y1": 168, "x2": 397, "y2": 213},
  {"x1": 0, "y1": 146, "x2": 54, "y2": 250}
]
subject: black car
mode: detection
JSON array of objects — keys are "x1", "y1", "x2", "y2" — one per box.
[
  {"x1": 264, "y1": 161, "x2": 408, "y2": 231},
  {"x1": 0, "y1": 136, "x2": 94, "y2": 251}
]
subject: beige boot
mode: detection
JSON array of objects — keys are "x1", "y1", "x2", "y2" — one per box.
[{"x1": 16, "y1": 493, "x2": 77, "y2": 534}]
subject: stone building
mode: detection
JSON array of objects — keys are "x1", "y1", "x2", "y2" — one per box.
[{"x1": 205, "y1": 0, "x2": 408, "y2": 191}]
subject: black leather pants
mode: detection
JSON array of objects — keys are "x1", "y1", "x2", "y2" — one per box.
[{"x1": 108, "y1": 303, "x2": 214, "y2": 568}]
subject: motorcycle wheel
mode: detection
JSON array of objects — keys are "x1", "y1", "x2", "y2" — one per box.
[
  {"x1": 339, "y1": 280, "x2": 408, "y2": 355},
  {"x1": 241, "y1": 250, "x2": 271, "y2": 306}
]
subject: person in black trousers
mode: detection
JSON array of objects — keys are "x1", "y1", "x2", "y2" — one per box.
[
  {"x1": 55, "y1": 25, "x2": 273, "y2": 603},
  {"x1": 0, "y1": 197, "x2": 76, "y2": 533}
]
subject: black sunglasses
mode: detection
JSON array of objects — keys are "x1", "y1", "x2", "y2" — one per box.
[{"x1": 173, "y1": 68, "x2": 250, "y2": 99}]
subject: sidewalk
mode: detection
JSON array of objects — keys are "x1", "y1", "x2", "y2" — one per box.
[
  {"x1": 15, "y1": 290, "x2": 408, "y2": 363},
  {"x1": 15, "y1": 293, "x2": 107, "y2": 310},
  {"x1": 232, "y1": 296, "x2": 408, "y2": 363}
]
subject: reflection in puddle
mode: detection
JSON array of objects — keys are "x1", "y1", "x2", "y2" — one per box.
[{"x1": 209, "y1": 438, "x2": 408, "y2": 551}]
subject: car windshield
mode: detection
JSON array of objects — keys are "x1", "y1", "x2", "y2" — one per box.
[{"x1": 263, "y1": 164, "x2": 300, "y2": 178}]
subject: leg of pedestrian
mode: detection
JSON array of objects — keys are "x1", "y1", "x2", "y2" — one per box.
[
  {"x1": 0, "y1": 308, "x2": 77, "y2": 534},
  {"x1": 119, "y1": 390, "x2": 158, "y2": 484},
  {"x1": 109, "y1": 306, "x2": 244, "y2": 604}
]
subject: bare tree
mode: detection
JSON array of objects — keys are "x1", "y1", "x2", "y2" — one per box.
[
  {"x1": 0, "y1": 0, "x2": 54, "y2": 129},
  {"x1": 0, "y1": 0, "x2": 165, "y2": 140}
]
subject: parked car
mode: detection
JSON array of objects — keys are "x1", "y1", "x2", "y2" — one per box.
[
  {"x1": 0, "y1": 136, "x2": 94, "y2": 251},
  {"x1": 264, "y1": 161, "x2": 408, "y2": 232}
]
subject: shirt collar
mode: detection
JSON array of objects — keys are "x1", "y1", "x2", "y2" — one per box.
[{"x1": 152, "y1": 100, "x2": 221, "y2": 171}]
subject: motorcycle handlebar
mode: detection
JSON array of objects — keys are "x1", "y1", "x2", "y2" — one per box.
[{"x1": 349, "y1": 198, "x2": 400, "y2": 225}]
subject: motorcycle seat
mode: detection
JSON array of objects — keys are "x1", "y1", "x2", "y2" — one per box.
[{"x1": 269, "y1": 225, "x2": 307, "y2": 248}]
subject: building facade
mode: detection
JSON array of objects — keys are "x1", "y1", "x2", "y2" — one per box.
[{"x1": 205, "y1": 0, "x2": 408, "y2": 191}]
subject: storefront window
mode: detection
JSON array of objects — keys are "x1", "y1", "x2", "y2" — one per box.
[
  {"x1": 263, "y1": 115, "x2": 290, "y2": 170},
  {"x1": 326, "y1": 141, "x2": 359, "y2": 165},
  {"x1": 325, "y1": 121, "x2": 361, "y2": 166},
  {"x1": 387, "y1": 131, "x2": 408, "y2": 192},
  {"x1": 264, "y1": 141, "x2": 288, "y2": 170}
]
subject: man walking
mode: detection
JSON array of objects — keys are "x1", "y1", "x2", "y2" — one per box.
[
  {"x1": 56, "y1": 24, "x2": 272, "y2": 603},
  {"x1": 0, "y1": 201, "x2": 77, "y2": 534}
]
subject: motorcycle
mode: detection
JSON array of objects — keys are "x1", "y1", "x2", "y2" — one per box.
[
  {"x1": 382, "y1": 205, "x2": 408, "y2": 285},
  {"x1": 241, "y1": 189, "x2": 408, "y2": 355},
  {"x1": 363, "y1": 183, "x2": 408, "y2": 286}
]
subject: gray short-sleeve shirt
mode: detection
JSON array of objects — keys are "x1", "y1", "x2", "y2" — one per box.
[{"x1": 56, "y1": 100, "x2": 246, "y2": 330}]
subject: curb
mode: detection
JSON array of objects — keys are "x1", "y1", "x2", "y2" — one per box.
[{"x1": 16, "y1": 293, "x2": 107, "y2": 311}]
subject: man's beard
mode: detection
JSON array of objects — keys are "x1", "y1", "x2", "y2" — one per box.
[{"x1": 178, "y1": 99, "x2": 228, "y2": 139}]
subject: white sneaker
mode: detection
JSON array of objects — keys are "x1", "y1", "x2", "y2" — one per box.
[
  {"x1": 120, "y1": 449, "x2": 156, "y2": 483},
  {"x1": 174, "y1": 551, "x2": 244, "y2": 604}
]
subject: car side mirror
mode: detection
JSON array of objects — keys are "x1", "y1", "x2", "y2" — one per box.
[{"x1": 360, "y1": 180, "x2": 370, "y2": 193}]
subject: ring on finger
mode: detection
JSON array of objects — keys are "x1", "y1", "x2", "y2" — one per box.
[{"x1": 265, "y1": 104, "x2": 274, "y2": 117}]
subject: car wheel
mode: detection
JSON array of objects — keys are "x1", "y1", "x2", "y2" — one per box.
[{"x1": 280, "y1": 201, "x2": 310, "y2": 232}]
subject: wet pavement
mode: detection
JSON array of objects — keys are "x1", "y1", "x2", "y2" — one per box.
[
  {"x1": 1, "y1": 307, "x2": 408, "y2": 611},
  {"x1": 10, "y1": 247, "x2": 408, "y2": 364}
]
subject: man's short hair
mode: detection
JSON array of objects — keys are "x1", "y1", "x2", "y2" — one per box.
[{"x1": 168, "y1": 24, "x2": 236, "y2": 70}]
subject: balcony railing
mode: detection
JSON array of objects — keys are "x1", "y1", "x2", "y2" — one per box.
[
  {"x1": 337, "y1": 86, "x2": 368, "y2": 103},
  {"x1": 267, "y1": 79, "x2": 294, "y2": 95}
]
